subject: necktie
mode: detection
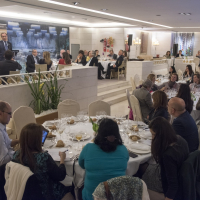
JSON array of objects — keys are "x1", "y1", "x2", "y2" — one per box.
[{"x1": 4, "y1": 42, "x2": 8, "y2": 50}]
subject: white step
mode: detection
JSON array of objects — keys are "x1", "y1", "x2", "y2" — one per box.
[
  {"x1": 98, "y1": 81, "x2": 130, "y2": 93},
  {"x1": 97, "y1": 85, "x2": 132, "y2": 100},
  {"x1": 103, "y1": 93, "x2": 127, "y2": 105}
]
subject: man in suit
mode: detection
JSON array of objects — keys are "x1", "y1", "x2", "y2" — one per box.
[
  {"x1": 86, "y1": 51, "x2": 105, "y2": 80},
  {"x1": 175, "y1": 50, "x2": 184, "y2": 58},
  {"x1": 107, "y1": 49, "x2": 117, "y2": 60},
  {"x1": 168, "y1": 97, "x2": 199, "y2": 152},
  {"x1": 106, "y1": 50, "x2": 123, "y2": 79},
  {"x1": 0, "y1": 32, "x2": 12, "y2": 61},
  {"x1": 0, "y1": 50, "x2": 22, "y2": 76},
  {"x1": 26, "y1": 49, "x2": 40, "y2": 72},
  {"x1": 132, "y1": 79, "x2": 153, "y2": 120}
]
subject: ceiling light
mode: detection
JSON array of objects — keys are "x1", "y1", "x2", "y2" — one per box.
[
  {"x1": 38, "y1": 0, "x2": 172, "y2": 28},
  {"x1": 186, "y1": 13, "x2": 191, "y2": 15},
  {"x1": 73, "y1": 2, "x2": 79, "y2": 5},
  {"x1": 0, "y1": 11, "x2": 134, "y2": 27},
  {"x1": 178, "y1": 13, "x2": 191, "y2": 15},
  {"x1": 101, "y1": 9, "x2": 108, "y2": 11},
  {"x1": 156, "y1": 15, "x2": 161, "y2": 16}
]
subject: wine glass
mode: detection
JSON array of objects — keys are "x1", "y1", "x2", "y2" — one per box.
[{"x1": 75, "y1": 133, "x2": 82, "y2": 150}]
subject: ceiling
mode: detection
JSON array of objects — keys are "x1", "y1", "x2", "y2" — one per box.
[{"x1": 0, "y1": 0, "x2": 200, "y2": 31}]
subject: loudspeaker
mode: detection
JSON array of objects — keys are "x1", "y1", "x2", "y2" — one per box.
[
  {"x1": 173, "y1": 44, "x2": 178, "y2": 56},
  {"x1": 128, "y1": 34, "x2": 133, "y2": 46}
]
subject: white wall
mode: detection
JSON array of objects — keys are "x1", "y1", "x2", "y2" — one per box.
[{"x1": 193, "y1": 33, "x2": 200, "y2": 57}]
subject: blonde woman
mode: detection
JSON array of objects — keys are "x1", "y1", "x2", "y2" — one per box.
[
  {"x1": 39, "y1": 51, "x2": 53, "y2": 71},
  {"x1": 147, "y1": 74, "x2": 158, "y2": 91}
]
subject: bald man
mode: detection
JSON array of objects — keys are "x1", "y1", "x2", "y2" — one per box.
[{"x1": 168, "y1": 97, "x2": 199, "y2": 152}]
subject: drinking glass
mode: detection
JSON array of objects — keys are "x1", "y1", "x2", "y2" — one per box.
[{"x1": 75, "y1": 133, "x2": 82, "y2": 150}]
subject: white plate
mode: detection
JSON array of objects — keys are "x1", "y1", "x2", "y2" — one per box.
[
  {"x1": 128, "y1": 148, "x2": 151, "y2": 154},
  {"x1": 127, "y1": 143, "x2": 151, "y2": 154},
  {"x1": 69, "y1": 133, "x2": 91, "y2": 141}
]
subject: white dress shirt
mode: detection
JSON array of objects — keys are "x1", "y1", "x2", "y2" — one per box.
[
  {"x1": 0, "y1": 123, "x2": 14, "y2": 166},
  {"x1": 33, "y1": 55, "x2": 38, "y2": 64}
]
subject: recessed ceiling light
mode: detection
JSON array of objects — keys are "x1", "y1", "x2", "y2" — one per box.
[
  {"x1": 73, "y1": 2, "x2": 79, "y2": 5},
  {"x1": 178, "y1": 13, "x2": 191, "y2": 15},
  {"x1": 156, "y1": 15, "x2": 161, "y2": 16},
  {"x1": 186, "y1": 13, "x2": 191, "y2": 15},
  {"x1": 38, "y1": 0, "x2": 172, "y2": 28},
  {"x1": 101, "y1": 9, "x2": 108, "y2": 11}
]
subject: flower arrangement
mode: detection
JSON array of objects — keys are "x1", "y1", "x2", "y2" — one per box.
[{"x1": 25, "y1": 70, "x2": 67, "y2": 114}]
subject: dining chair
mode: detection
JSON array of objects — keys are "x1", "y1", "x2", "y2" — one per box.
[
  {"x1": 9, "y1": 71, "x2": 21, "y2": 83},
  {"x1": 134, "y1": 74, "x2": 140, "y2": 87},
  {"x1": 129, "y1": 95, "x2": 143, "y2": 121},
  {"x1": 57, "y1": 99, "x2": 80, "y2": 118},
  {"x1": 88, "y1": 100, "x2": 110, "y2": 116},
  {"x1": 126, "y1": 89, "x2": 131, "y2": 109},
  {"x1": 194, "y1": 57, "x2": 200, "y2": 73},
  {"x1": 130, "y1": 77, "x2": 136, "y2": 91},
  {"x1": 58, "y1": 64, "x2": 72, "y2": 70},
  {"x1": 35, "y1": 64, "x2": 47, "y2": 72},
  {"x1": 177, "y1": 69, "x2": 183, "y2": 79},
  {"x1": 12, "y1": 106, "x2": 36, "y2": 139}
]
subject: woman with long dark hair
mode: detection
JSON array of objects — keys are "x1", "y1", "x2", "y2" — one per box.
[
  {"x1": 169, "y1": 66, "x2": 176, "y2": 76},
  {"x1": 183, "y1": 65, "x2": 194, "y2": 81},
  {"x1": 12, "y1": 123, "x2": 74, "y2": 200},
  {"x1": 58, "y1": 52, "x2": 71, "y2": 65},
  {"x1": 79, "y1": 118, "x2": 129, "y2": 200},
  {"x1": 74, "y1": 50, "x2": 87, "y2": 66},
  {"x1": 176, "y1": 84, "x2": 193, "y2": 114},
  {"x1": 143, "y1": 117, "x2": 189, "y2": 200}
]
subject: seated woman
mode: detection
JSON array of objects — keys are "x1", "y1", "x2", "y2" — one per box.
[
  {"x1": 143, "y1": 117, "x2": 189, "y2": 200},
  {"x1": 79, "y1": 118, "x2": 129, "y2": 200},
  {"x1": 147, "y1": 73, "x2": 158, "y2": 91},
  {"x1": 39, "y1": 51, "x2": 53, "y2": 71},
  {"x1": 147, "y1": 90, "x2": 169, "y2": 123},
  {"x1": 158, "y1": 73, "x2": 179, "y2": 91},
  {"x1": 12, "y1": 123, "x2": 73, "y2": 200},
  {"x1": 190, "y1": 73, "x2": 200, "y2": 92},
  {"x1": 59, "y1": 52, "x2": 71, "y2": 65},
  {"x1": 74, "y1": 50, "x2": 87, "y2": 66},
  {"x1": 86, "y1": 51, "x2": 91, "y2": 62},
  {"x1": 196, "y1": 50, "x2": 200, "y2": 58},
  {"x1": 169, "y1": 66, "x2": 176, "y2": 77},
  {"x1": 177, "y1": 83, "x2": 193, "y2": 114},
  {"x1": 183, "y1": 65, "x2": 194, "y2": 82},
  {"x1": 164, "y1": 51, "x2": 171, "y2": 59}
]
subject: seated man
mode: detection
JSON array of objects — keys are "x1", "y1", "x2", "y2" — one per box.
[
  {"x1": 0, "y1": 50, "x2": 22, "y2": 76},
  {"x1": 26, "y1": 49, "x2": 40, "y2": 73},
  {"x1": 175, "y1": 50, "x2": 184, "y2": 58},
  {"x1": 0, "y1": 101, "x2": 19, "y2": 166},
  {"x1": 107, "y1": 49, "x2": 117, "y2": 60},
  {"x1": 74, "y1": 50, "x2": 87, "y2": 66},
  {"x1": 57, "y1": 49, "x2": 65, "y2": 60},
  {"x1": 168, "y1": 97, "x2": 199, "y2": 152},
  {"x1": 86, "y1": 51, "x2": 105, "y2": 80},
  {"x1": 106, "y1": 50, "x2": 123, "y2": 79},
  {"x1": 132, "y1": 79, "x2": 153, "y2": 120}
]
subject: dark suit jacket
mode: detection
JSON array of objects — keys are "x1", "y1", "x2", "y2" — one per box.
[
  {"x1": 115, "y1": 55, "x2": 124, "y2": 68},
  {"x1": 0, "y1": 41, "x2": 12, "y2": 61},
  {"x1": 26, "y1": 55, "x2": 40, "y2": 73},
  {"x1": 175, "y1": 54, "x2": 184, "y2": 58},
  {"x1": 0, "y1": 60, "x2": 22, "y2": 76},
  {"x1": 148, "y1": 107, "x2": 169, "y2": 121},
  {"x1": 172, "y1": 111, "x2": 199, "y2": 152},
  {"x1": 108, "y1": 53, "x2": 117, "y2": 60},
  {"x1": 76, "y1": 55, "x2": 86, "y2": 66},
  {"x1": 89, "y1": 57, "x2": 98, "y2": 66}
]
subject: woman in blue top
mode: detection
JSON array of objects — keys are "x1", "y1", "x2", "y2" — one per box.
[{"x1": 79, "y1": 118, "x2": 129, "y2": 200}]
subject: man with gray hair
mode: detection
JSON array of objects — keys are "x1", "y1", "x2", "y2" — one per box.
[
  {"x1": 26, "y1": 49, "x2": 40, "y2": 72},
  {"x1": 132, "y1": 79, "x2": 153, "y2": 120},
  {"x1": 0, "y1": 101, "x2": 19, "y2": 166}
]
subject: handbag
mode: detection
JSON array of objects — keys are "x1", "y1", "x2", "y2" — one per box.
[{"x1": 104, "y1": 181, "x2": 112, "y2": 200}]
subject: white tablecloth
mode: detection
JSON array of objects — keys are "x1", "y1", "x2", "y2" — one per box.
[
  {"x1": 43, "y1": 119, "x2": 151, "y2": 187},
  {"x1": 100, "y1": 61, "x2": 116, "y2": 71}
]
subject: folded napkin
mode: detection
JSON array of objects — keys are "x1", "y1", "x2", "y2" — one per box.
[
  {"x1": 47, "y1": 149, "x2": 71, "y2": 161},
  {"x1": 130, "y1": 143, "x2": 150, "y2": 151}
]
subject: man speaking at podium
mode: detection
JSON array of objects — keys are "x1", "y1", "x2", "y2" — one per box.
[{"x1": 0, "y1": 32, "x2": 12, "y2": 61}]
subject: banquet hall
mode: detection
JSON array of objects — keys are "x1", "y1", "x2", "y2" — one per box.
[{"x1": 0, "y1": 0, "x2": 200, "y2": 200}]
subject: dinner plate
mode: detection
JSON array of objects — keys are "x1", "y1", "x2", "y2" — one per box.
[
  {"x1": 127, "y1": 143, "x2": 151, "y2": 154},
  {"x1": 69, "y1": 133, "x2": 91, "y2": 141}
]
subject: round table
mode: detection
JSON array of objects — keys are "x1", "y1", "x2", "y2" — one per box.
[
  {"x1": 43, "y1": 118, "x2": 152, "y2": 188},
  {"x1": 99, "y1": 60, "x2": 116, "y2": 71}
]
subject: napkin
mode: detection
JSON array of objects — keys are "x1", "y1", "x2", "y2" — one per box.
[
  {"x1": 47, "y1": 148, "x2": 71, "y2": 161},
  {"x1": 130, "y1": 143, "x2": 150, "y2": 151}
]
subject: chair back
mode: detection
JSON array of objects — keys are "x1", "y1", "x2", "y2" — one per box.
[
  {"x1": 126, "y1": 89, "x2": 131, "y2": 109},
  {"x1": 177, "y1": 69, "x2": 183, "y2": 79},
  {"x1": 194, "y1": 58, "x2": 200, "y2": 73},
  {"x1": 9, "y1": 71, "x2": 20, "y2": 75},
  {"x1": 130, "y1": 95, "x2": 143, "y2": 121},
  {"x1": 12, "y1": 106, "x2": 36, "y2": 139},
  {"x1": 134, "y1": 74, "x2": 140, "y2": 87},
  {"x1": 130, "y1": 77, "x2": 136, "y2": 91},
  {"x1": 58, "y1": 64, "x2": 72, "y2": 70},
  {"x1": 88, "y1": 100, "x2": 110, "y2": 116},
  {"x1": 35, "y1": 64, "x2": 47, "y2": 72},
  {"x1": 57, "y1": 99, "x2": 80, "y2": 118}
]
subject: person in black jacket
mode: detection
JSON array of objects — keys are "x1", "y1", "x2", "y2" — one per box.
[
  {"x1": 107, "y1": 49, "x2": 117, "y2": 60},
  {"x1": 175, "y1": 50, "x2": 184, "y2": 58},
  {"x1": 0, "y1": 32, "x2": 12, "y2": 61},
  {"x1": 74, "y1": 50, "x2": 86, "y2": 66},
  {"x1": 106, "y1": 50, "x2": 123, "y2": 79},
  {"x1": 0, "y1": 50, "x2": 22, "y2": 76},
  {"x1": 146, "y1": 90, "x2": 169, "y2": 124},
  {"x1": 57, "y1": 49, "x2": 72, "y2": 60},
  {"x1": 168, "y1": 97, "x2": 199, "y2": 152},
  {"x1": 146, "y1": 117, "x2": 189, "y2": 200},
  {"x1": 26, "y1": 49, "x2": 40, "y2": 72}
]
